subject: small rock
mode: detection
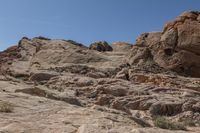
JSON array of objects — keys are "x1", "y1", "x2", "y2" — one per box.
[{"x1": 29, "y1": 72, "x2": 58, "y2": 82}]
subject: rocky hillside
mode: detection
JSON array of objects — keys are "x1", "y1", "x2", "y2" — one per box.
[{"x1": 0, "y1": 11, "x2": 200, "y2": 133}]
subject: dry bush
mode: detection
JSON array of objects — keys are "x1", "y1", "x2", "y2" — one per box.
[
  {"x1": 0, "y1": 101, "x2": 14, "y2": 113},
  {"x1": 154, "y1": 116, "x2": 186, "y2": 130}
]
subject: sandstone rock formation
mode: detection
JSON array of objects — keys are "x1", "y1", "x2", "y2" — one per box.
[
  {"x1": 130, "y1": 11, "x2": 200, "y2": 77},
  {"x1": 0, "y1": 11, "x2": 200, "y2": 133},
  {"x1": 89, "y1": 41, "x2": 113, "y2": 52}
]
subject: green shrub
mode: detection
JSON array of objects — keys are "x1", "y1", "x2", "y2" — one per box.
[
  {"x1": 0, "y1": 101, "x2": 14, "y2": 113},
  {"x1": 183, "y1": 119, "x2": 196, "y2": 127},
  {"x1": 183, "y1": 118, "x2": 200, "y2": 127},
  {"x1": 154, "y1": 116, "x2": 186, "y2": 130}
]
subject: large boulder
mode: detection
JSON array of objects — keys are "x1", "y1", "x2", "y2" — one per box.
[
  {"x1": 89, "y1": 41, "x2": 113, "y2": 52},
  {"x1": 149, "y1": 101, "x2": 183, "y2": 116}
]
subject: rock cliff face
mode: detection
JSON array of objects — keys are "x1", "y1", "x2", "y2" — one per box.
[
  {"x1": 0, "y1": 11, "x2": 200, "y2": 133},
  {"x1": 130, "y1": 11, "x2": 200, "y2": 77}
]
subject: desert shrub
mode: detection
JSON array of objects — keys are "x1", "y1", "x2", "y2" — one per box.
[
  {"x1": 0, "y1": 101, "x2": 14, "y2": 113},
  {"x1": 154, "y1": 116, "x2": 186, "y2": 130},
  {"x1": 182, "y1": 118, "x2": 200, "y2": 127}
]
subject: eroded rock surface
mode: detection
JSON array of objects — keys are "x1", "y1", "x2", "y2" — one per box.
[{"x1": 0, "y1": 11, "x2": 200, "y2": 133}]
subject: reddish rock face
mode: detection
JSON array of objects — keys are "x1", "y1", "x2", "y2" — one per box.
[
  {"x1": 177, "y1": 21, "x2": 200, "y2": 54},
  {"x1": 129, "y1": 11, "x2": 200, "y2": 77}
]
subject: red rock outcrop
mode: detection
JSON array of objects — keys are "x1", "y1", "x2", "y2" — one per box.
[{"x1": 129, "y1": 11, "x2": 200, "y2": 77}]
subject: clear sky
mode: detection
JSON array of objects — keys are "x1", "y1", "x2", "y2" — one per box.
[{"x1": 0, "y1": 0, "x2": 200, "y2": 51}]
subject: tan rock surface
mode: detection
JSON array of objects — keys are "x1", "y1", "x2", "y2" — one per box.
[{"x1": 0, "y1": 11, "x2": 200, "y2": 133}]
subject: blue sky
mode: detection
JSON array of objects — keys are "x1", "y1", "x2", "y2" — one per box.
[{"x1": 0, "y1": 0, "x2": 200, "y2": 51}]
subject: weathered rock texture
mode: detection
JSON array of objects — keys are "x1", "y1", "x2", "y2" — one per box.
[
  {"x1": 0, "y1": 11, "x2": 200, "y2": 133},
  {"x1": 130, "y1": 11, "x2": 200, "y2": 77}
]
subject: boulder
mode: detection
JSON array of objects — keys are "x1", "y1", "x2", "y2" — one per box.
[
  {"x1": 102, "y1": 85, "x2": 128, "y2": 97},
  {"x1": 89, "y1": 41, "x2": 113, "y2": 52},
  {"x1": 149, "y1": 101, "x2": 183, "y2": 116},
  {"x1": 29, "y1": 72, "x2": 58, "y2": 82}
]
